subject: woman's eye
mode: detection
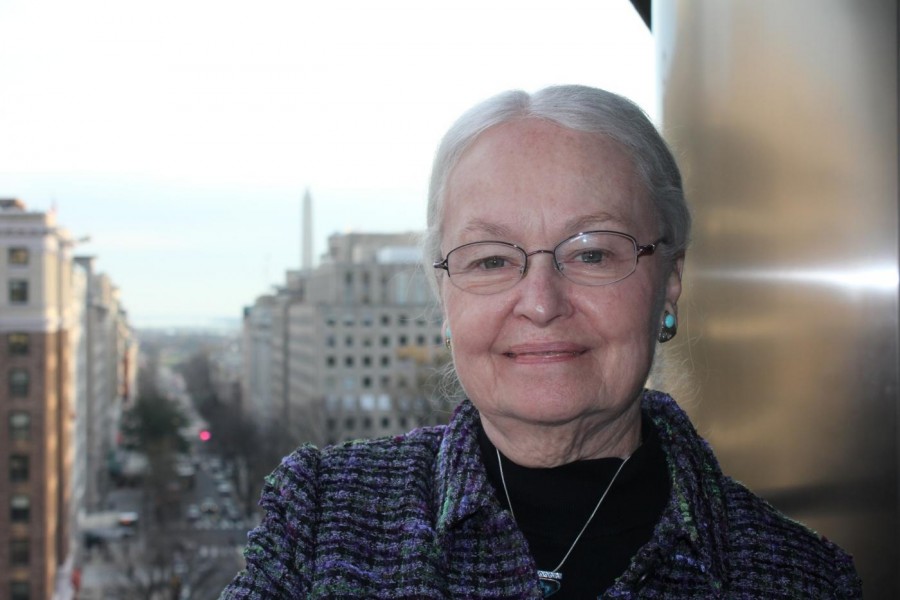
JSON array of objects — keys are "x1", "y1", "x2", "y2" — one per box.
[
  {"x1": 478, "y1": 256, "x2": 508, "y2": 269},
  {"x1": 578, "y1": 250, "x2": 606, "y2": 264}
]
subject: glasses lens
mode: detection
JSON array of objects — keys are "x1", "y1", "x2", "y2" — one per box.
[
  {"x1": 555, "y1": 232, "x2": 637, "y2": 286},
  {"x1": 446, "y1": 243, "x2": 525, "y2": 294}
]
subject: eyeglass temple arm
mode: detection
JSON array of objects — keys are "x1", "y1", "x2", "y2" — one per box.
[{"x1": 637, "y1": 238, "x2": 668, "y2": 257}]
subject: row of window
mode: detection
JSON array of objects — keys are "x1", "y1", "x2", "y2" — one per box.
[
  {"x1": 324, "y1": 314, "x2": 438, "y2": 328},
  {"x1": 326, "y1": 334, "x2": 442, "y2": 349},
  {"x1": 324, "y1": 354, "x2": 415, "y2": 368},
  {"x1": 327, "y1": 414, "x2": 412, "y2": 431},
  {"x1": 305, "y1": 374, "x2": 414, "y2": 393}
]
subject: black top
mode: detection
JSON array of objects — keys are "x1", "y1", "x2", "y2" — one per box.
[{"x1": 478, "y1": 417, "x2": 670, "y2": 599}]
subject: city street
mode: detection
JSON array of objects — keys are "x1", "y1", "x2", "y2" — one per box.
[
  {"x1": 77, "y1": 441, "x2": 254, "y2": 599},
  {"x1": 79, "y1": 360, "x2": 252, "y2": 600}
]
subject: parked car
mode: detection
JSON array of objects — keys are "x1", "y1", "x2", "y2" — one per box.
[{"x1": 186, "y1": 504, "x2": 201, "y2": 521}]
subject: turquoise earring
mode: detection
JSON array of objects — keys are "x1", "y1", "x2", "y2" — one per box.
[
  {"x1": 445, "y1": 327, "x2": 452, "y2": 349},
  {"x1": 658, "y1": 311, "x2": 677, "y2": 343}
]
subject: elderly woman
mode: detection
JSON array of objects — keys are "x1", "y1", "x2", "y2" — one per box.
[{"x1": 221, "y1": 85, "x2": 861, "y2": 598}]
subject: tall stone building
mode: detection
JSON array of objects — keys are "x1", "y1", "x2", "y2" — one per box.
[
  {"x1": 0, "y1": 199, "x2": 78, "y2": 600},
  {"x1": 0, "y1": 200, "x2": 136, "y2": 600},
  {"x1": 243, "y1": 231, "x2": 448, "y2": 447}
]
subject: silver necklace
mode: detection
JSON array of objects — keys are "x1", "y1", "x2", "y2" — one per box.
[{"x1": 496, "y1": 447, "x2": 631, "y2": 598}]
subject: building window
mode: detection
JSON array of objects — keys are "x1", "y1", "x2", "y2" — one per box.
[
  {"x1": 381, "y1": 416, "x2": 391, "y2": 429},
  {"x1": 362, "y1": 356, "x2": 372, "y2": 367},
  {"x1": 362, "y1": 376, "x2": 372, "y2": 388},
  {"x1": 344, "y1": 356, "x2": 355, "y2": 367},
  {"x1": 9, "y1": 280, "x2": 28, "y2": 304},
  {"x1": 7, "y1": 247, "x2": 29, "y2": 265},
  {"x1": 381, "y1": 314, "x2": 391, "y2": 326},
  {"x1": 398, "y1": 335, "x2": 408, "y2": 347},
  {"x1": 10, "y1": 455, "x2": 29, "y2": 482},
  {"x1": 326, "y1": 356, "x2": 336, "y2": 367},
  {"x1": 9, "y1": 369, "x2": 29, "y2": 397},
  {"x1": 9, "y1": 412, "x2": 30, "y2": 441},
  {"x1": 380, "y1": 356, "x2": 390, "y2": 367},
  {"x1": 398, "y1": 314, "x2": 409, "y2": 326},
  {"x1": 10, "y1": 539, "x2": 29, "y2": 566},
  {"x1": 10, "y1": 581, "x2": 29, "y2": 600},
  {"x1": 416, "y1": 335, "x2": 426, "y2": 346},
  {"x1": 10, "y1": 495, "x2": 29, "y2": 523},
  {"x1": 344, "y1": 335, "x2": 353, "y2": 347},
  {"x1": 7, "y1": 333, "x2": 29, "y2": 355},
  {"x1": 326, "y1": 335, "x2": 336, "y2": 348}
]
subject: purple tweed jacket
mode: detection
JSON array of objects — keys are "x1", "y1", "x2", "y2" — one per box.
[{"x1": 221, "y1": 390, "x2": 862, "y2": 598}]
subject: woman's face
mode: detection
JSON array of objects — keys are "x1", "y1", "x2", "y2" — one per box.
[{"x1": 440, "y1": 118, "x2": 682, "y2": 429}]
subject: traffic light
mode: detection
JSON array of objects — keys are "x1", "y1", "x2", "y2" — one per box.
[{"x1": 199, "y1": 429, "x2": 211, "y2": 442}]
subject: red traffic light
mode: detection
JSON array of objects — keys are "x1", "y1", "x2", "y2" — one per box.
[{"x1": 199, "y1": 430, "x2": 211, "y2": 442}]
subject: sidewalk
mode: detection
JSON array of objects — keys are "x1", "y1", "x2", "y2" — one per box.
[{"x1": 69, "y1": 487, "x2": 147, "y2": 599}]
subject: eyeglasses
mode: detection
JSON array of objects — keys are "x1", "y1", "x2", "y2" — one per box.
[{"x1": 433, "y1": 230, "x2": 665, "y2": 295}]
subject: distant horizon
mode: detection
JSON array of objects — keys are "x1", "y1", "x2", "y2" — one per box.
[{"x1": 133, "y1": 314, "x2": 242, "y2": 332}]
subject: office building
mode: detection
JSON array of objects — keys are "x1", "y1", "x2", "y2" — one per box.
[{"x1": 243, "y1": 231, "x2": 448, "y2": 446}]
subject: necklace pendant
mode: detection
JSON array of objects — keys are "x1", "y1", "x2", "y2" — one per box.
[{"x1": 537, "y1": 570, "x2": 562, "y2": 597}]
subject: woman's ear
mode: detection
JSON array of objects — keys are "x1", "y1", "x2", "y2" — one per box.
[{"x1": 663, "y1": 256, "x2": 684, "y2": 316}]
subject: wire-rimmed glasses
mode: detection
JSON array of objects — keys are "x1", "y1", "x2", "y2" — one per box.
[{"x1": 433, "y1": 230, "x2": 665, "y2": 295}]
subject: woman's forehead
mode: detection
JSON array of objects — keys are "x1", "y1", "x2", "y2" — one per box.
[{"x1": 453, "y1": 211, "x2": 636, "y2": 239}]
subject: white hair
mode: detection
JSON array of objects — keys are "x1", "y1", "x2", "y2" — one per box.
[{"x1": 423, "y1": 85, "x2": 690, "y2": 294}]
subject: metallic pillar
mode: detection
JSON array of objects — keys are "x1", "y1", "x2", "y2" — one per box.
[{"x1": 654, "y1": 1, "x2": 899, "y2": 596}]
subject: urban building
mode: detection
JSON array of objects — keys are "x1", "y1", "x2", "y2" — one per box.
[
  {"x1": 72, "y1": 257, "x2": 138, "y2": 512},
  {"x1": 241, "y1": 295, "x2": 276, "y2": 424},
  {"x1": 0, "y1": 199, "x2": 78, "y2": 600},
  {"x1": 242, "y1": 231, "x2": 448, "y2": 447},
  {"x1": 0, "y1": 200, "x2": 136, "y2": 600}
]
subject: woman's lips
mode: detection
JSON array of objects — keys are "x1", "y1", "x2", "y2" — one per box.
[{"x1": 502, "y1": 343, "x2": 588, "y2": 360}]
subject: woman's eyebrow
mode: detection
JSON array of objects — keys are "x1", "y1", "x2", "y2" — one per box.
[
  {"x1": 460, "y1": 219, "x2": 514, "y2": 239},
  {"x1": 456, "y1": 213, "x2": 630, "y2": 241},
  {"x1": 564, "y1": 212, "x2": 627, "y2": 232}
]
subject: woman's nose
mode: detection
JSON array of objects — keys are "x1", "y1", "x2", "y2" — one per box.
[{"x1": 511, "y1": 252, "x2": 572, "y2": 324}]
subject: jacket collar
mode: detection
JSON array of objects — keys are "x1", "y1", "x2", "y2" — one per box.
[
  {"x1": 640, "y1": 389, "x2": 729, "y2": 592},
  {"x1": 433, "y1": 399, "x2": 499, "y2": 534}
]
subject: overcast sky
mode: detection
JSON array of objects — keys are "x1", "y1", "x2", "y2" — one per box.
[{"x1": 0, "y1": 0, "x2": 655, "y2": 328}]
